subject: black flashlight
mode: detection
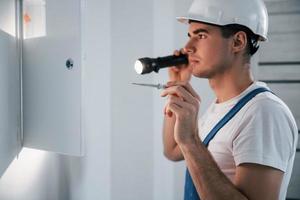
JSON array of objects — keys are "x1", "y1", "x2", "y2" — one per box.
[{"x1": 134, "y1": 54, "x2": 188, "y2": 75}]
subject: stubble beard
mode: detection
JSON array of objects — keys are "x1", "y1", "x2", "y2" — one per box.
[{"x1": 192, "y1": 63, "x2": 229, "y2": 79}]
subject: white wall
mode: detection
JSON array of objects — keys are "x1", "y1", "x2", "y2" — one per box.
[
  {"x1": 0, "y1": 0, "x2": 214, "y2": 200},
  {"x1": 0, "y1": 0, "x2": 112, "y2": 199},
  {"x1": 0, "y1": 149, "x2": 70, "y2": 200}
]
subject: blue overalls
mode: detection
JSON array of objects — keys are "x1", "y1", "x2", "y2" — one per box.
[{"x1": 184, "y1": 87, "x2": 270, "y2": 200}]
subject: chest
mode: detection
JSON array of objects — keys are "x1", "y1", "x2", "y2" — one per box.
[{"x1": 198, "y1": 108, "x2": 247, "y2": 170}]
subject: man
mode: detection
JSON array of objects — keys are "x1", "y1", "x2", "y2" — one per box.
[{"x1": 161, "y1": 0, "x2": 298, "y2": 199}]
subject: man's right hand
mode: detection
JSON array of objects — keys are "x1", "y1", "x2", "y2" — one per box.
[
  {"x1": 168, "y1": 49, "x2": 192, "y2": 82},
  {"x1": 162, "y1": 48, "x2": 193, "y2": 162},
  {"x1": 165, "y1": 49, "x2": 192, "y2": 117}
]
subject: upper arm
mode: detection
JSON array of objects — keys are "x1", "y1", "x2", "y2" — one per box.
[
  {"x1": 231, "y1": 99, "x2": 295, "y2": 199},
  {"x1": 234, "y1": 163, "x2": 284, "y2": 200},
  {"x1": 232, "y1": 98, "x2": 296, "y2": 174}
]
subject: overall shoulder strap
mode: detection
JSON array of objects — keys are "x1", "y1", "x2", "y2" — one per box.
[
  {"x1": 184, "y1": 87, "x2": 271, "y2": 200},
  {"x1": 202, "y1": 87, "x2": 270, "y2": 146}
]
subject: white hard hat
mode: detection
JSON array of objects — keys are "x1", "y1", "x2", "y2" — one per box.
[{"x1": 177, "y1": 0, "x2": 268, "y2": 41}]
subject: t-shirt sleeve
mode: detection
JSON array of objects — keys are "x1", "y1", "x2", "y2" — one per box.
[{"x1": 232, "y1": 99, "x2": 295, "y2": 172}]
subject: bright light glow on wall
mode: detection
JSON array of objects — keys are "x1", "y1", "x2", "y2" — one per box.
[
  {"x1": 0, "y1": 0, "x2": 16, "y2": 37},
  {"x1": 0, "y1": 148, "x2": 46, "y2": 198},
  {"x1": 23, "y1": 0, "x2": 47, "y2": 39}
]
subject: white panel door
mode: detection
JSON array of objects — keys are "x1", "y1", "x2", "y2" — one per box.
[
  {"x1": 23, "y1": 0, "x2": 84, "y2": 156},
  {"x1": 0, "y1": 0, "x2": 21, "y2": 177}
]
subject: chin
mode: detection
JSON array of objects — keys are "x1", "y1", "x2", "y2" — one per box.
[
  {"x1": 192, "y1": 68, "x2": 211, "y2": 79},
  {"x1": 192, "y1": 63, "x2": 217, "y2": 79},
  {"x1": 194, "y1": 74, "x2": 211, "y2": 79}
]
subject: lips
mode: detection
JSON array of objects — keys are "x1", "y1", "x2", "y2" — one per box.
[{"x1": 188, "y1": 57, "x2": 200, "y2": 64}]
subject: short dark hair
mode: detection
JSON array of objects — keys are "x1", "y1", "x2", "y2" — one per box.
[
  {"x1": 188, "y1": 20, "x2": 260, "y2": 57},
  {"x1": 220, "y1": 24, "x2": 260, "y2": 56}
]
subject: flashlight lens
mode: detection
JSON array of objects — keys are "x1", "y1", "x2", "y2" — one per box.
[{"x1": 134, "y1": 60, "x2": 144, "y2": 74}]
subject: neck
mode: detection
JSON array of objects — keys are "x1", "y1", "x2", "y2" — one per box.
[{"x1": 209, "y1": 63, "x2": 254, "y2": 103}]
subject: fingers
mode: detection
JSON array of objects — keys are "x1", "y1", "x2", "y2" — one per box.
[
  {"x1": 161, "y1": 86, "x2": 197, "y2": 106},
  {"x1": 163, "y1": 104, "x2": 173, "y2": 117},
  {"x1": 161, "y1": 82, "x2": 201, "y2": 103},
  {"x1": 169, "y1": 66, "x2": 180, "y2": 72},
  {"x1": 174, "y1": 49, "x2": 181, "y2": 56},
  {"x1": 170, "y1": 49, "x2": 186, "y2": 73},
  {"x1": 168, "y1": 81, "x2": 200, "y2": 101},
  {"x1": 167, "y1": 103, "x2": 181, "y2": 117},
  {"x1": 165, "y1": 95, "x2": 197, "y2": 118},
  {"x1": 173, "y1": 48, "x2": 185, "y2": 56},
  {"x1": 161, "y1": 82, "x2": 200, "y2": 119}
]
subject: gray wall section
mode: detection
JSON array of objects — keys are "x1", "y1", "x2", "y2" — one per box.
[
  {"x1": 110, "y1": 0, "x2": 154, "y2": 199},
  {"x1": 0, "y1": 31, "x2": 20, "y2": 178},
  {"x1": 258, "y1": 0, "x2": 300, "y2": 198},
  {"x1": 0, "y1": 0, "x2": 21, "y2": 178},
  {"x1": 152, "y1": 0, "x2": 179, "y2": 199}
]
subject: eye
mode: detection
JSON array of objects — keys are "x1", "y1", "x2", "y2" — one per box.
[{"x1": 198, "y1": 34, "x2": 207, "y2": 39}]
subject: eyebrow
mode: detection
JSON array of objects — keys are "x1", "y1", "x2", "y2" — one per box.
[{"x1": 188, "y1": 28, "x2": 209, "y2": 37}]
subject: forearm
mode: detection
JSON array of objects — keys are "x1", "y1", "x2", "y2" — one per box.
[
  {"x1": 179, "y1": 140, "x2": 248, "y2": 200},
  {"x1": 163, "y1": 115, "x2": 183, "y2": 161}
]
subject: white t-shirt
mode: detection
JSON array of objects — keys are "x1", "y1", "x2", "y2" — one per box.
[{"x1": 198, "y1": 82, "x2": 298, "y2": 199}]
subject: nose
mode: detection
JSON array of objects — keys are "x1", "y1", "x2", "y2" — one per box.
[{"x1": 183, "y1": 39, "x2": 196, "y2": 55}]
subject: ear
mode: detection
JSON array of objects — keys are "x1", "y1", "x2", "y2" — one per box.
[{"x1": 232, "y1": 31, "x2": 247, "y2": 54}]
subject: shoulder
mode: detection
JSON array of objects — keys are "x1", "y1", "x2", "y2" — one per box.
[
  {"x1": 233, "y1": 91, "x2": 298, "y2": 163},
  {"x1": 236, "y1": 91, "x2": 298, "y2": 140},
  {"x1": 232, "y1": 91, "x2": 298, "y2": 171},
  {"x1": 242, "y1": 91, "x2": 295, "y2": 124}
]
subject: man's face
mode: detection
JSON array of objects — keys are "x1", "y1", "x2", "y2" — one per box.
[{"x1": 185, "y1": 22, "x2": 233, "y2": 79}]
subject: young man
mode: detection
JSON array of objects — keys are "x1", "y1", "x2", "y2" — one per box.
[{"x1": 161, "y1": 0, "x2": 298, "y2": 199}]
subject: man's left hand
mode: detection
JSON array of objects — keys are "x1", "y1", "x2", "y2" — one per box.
[{"x1": 161, "y1": 81, "x2": 201, "y2": 144}]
